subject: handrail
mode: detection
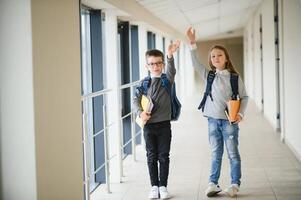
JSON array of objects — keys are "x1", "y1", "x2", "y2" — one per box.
[
  {"x1": 81, "y1": 121, "x2": 117, "y2": 144},
  {"x1": 119, "y1": 80, "x2": 140, "y2": 90},
  {"x1": 122, "y1": 129, "x2": 142, "y2": 148},
  {"x1": 81, "y1": 88, "x2": 113, "y2": 101},
  {"x1": 83, "y1": 154, "x2": 117, "y2": 185},
  {"x1": 81, "y1": 80, "x2": 140, "y2": 102},
  {"x1": 81, "y1": 80, "x2": 141, "y2": 198},
  {"x1": 121, "y1": 111, "x2": 133, "y2": 120}
]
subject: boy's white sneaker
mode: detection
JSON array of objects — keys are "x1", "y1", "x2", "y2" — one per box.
[
  {"x1": 224, "y1": 184, "x2": 239, "y2": 197},
  {"x1": 148, "y1": 186, "x2": 159, "y2": 199},
  {"x1": 159, "y1": 186, "x2": 171, "y2": 199},
  {"x1": 205, "y1": 182, "x2": 222, "y2": 197}
]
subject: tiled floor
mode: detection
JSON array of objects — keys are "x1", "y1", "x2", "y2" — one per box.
[{"x1": 91, "y1": 95, "x2": 301, "y2": 200}]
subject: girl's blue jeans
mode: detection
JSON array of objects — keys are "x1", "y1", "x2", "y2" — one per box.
[{"x1": 207, "y1": 117, "x2": 241, "y2": 186}]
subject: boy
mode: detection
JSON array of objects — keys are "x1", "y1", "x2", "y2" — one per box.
[{"x1": 133, "y1": 41, "x2": 180, "y2": 199}]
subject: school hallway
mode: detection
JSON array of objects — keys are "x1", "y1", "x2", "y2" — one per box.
[
  {"x1": 2, "y1": 0, "x2": 301, "y2": 200},
  {"x1": 91, "y1": 93, "x2": 301, "y2": 200}
]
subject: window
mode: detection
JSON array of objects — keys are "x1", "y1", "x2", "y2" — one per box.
[
  {"x1": 131, "y1": 25, "x2": 141, "y2": 144},
  {"x1": 118, "y1": 21, "x2": 132, "y2": 156},
  {"x1": 80, "y1": 7, "x2": 105, "y2": 193},
  {"x1": 147, "y1": 31, "x2": 156, "y2": 50}
]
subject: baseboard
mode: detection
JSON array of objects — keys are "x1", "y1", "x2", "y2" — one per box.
[{"x1": 284, "y1": 139, "x2": 301, "y2": 163}]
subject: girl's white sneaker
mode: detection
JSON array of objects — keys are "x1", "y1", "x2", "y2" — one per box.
[
  {"x1": 224, "y1": 184, "x2": 239, "y2": 197},
  {"x1": 205, "y1": 182, "x2": 222, "y2": 197}
]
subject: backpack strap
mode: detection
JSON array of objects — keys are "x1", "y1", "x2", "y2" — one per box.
[
  {"x1": 136, "y1": 74, "x2": 169, "y2": 96},
  {"x1": 135, "y1": 76, "x2": 151, "y2": 98},
  {"x1": 230, "y1": 73, "x2": 239, "y2": 100},
  {"x1": 198, "y1": 70, "x2": 216, "y2": 111},
  {"x1": 141, "y1": 76, "x2": 151, "y2": 94}
]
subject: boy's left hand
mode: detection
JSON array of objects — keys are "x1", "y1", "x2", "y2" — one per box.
[{"x1": 168, "y1": 40, "x2": 181, "y2": 58}]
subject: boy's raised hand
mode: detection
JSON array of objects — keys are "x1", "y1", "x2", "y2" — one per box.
[
  {"x1": 168, "y1": 40, "x2": 181, "y2": 58},
  {"x1": 186, "y1": 27, "x2": 196, "y2": 44}
]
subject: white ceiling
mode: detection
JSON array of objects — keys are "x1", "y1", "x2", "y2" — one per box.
[{"x1": 136, "y1": 0, "x2": 263, "y2": 40}]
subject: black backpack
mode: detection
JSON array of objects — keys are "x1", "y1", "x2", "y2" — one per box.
[
  {"x1": 198, "y1": 70, "x2": 239, "y2": 111},
  {"x1": 136, "y1": 73, "x2": 181, "y2": 121}
]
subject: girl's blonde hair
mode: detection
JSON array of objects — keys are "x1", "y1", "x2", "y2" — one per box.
[{"x1": 208, "y1": 45, "x2": 239, "y2": 75}]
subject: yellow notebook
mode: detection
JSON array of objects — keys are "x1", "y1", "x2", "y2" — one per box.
[
  {"x1": 136, "y1": 95, "x2": 153, "y2": 128},
  {"x1": 141, "y1": 95, "x2": 153, "y2": 112}
]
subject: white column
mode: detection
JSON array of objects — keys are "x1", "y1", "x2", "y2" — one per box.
[
  {"x1": 156, "y1": 33, "x2": 163, "y2": 51},
  {"x1": 137, "y1": 24, "x2": 149, "y2": 147},
  {"x1": 0, "y1": 0, "x2": 37, "y2": 199},
  {"x1": 103, "y1": 8, "x2": 123, "y2": 183},
  {"x1": 138, "y1": 24, "x2": 148, "y2": 78}
]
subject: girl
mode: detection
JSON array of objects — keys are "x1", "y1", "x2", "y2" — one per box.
[{"x1": 186, "y1": 27, "x2": 248, "y2": 197}]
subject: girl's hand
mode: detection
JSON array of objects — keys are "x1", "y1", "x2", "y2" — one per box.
[
  {"x1": 140, "y1": 111, "x2": 151, "y2": 122},
  {"x1": 167, "y1": 40, "x2": 181, "y2": 58},
  {"x1": 186, "y1": 27, "x2": 196, "y2": 44},
  {"x1": 234, "y1": 114, "x2": 242, "y2": 124}
]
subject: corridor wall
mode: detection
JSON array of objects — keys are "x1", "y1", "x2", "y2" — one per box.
[
  {"x1": 244, "y1": 0, "x2": 301, "y2": 161},
  {"x1": 281, "y1": 0, "x2": 301, "y2": 161}
]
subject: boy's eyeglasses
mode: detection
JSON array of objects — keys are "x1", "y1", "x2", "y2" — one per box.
[{"x1": 147, "y1": 61, "x2": 164, "y2": 67}]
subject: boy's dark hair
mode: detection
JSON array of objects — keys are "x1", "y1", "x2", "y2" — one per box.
[{"x1": 145, "y1": 49, "x2": 164, "y2": 62}]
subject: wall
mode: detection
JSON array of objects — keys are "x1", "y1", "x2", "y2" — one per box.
[
  {"x1": 261, "y1": 0, "x2": 277, "y2": 128},
  {"x1": 244, "y1": 0, "x2": 301, "y2": 160},
  {"x1": 281, "y1": 0, "x2": 301, "y2": 160},
  {"x1": 244, "y1": 0, "x2": 277, "y2": 128},
  {"x1": 0, "y1": 0, "x2": 37, "y2": 199},
  {"x1": 253, "y1": 11, "x2": 264, "y2": 111},
  {"x1": 31, "y1": 0, "x2": 84, "y2": 199},
  {"x1": 244, "y1": 20, "x2": 254, "y2": 99}
]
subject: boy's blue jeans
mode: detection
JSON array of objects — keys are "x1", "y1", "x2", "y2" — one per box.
[{"x1": 207, "y1": 117, "x2": 241, "y2": 186}]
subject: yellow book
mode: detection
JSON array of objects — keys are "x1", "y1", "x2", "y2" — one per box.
[
  {"x1": 141, "y1": 95, "x2": 152, "y2": 112},
  {"x1": 136, "y1": 95, "x2": 153, "y2": 128}
]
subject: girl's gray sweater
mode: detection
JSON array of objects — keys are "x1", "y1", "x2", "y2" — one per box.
[{"x1": 191, "y1": 47, "x2": 248, "y2": 120}]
